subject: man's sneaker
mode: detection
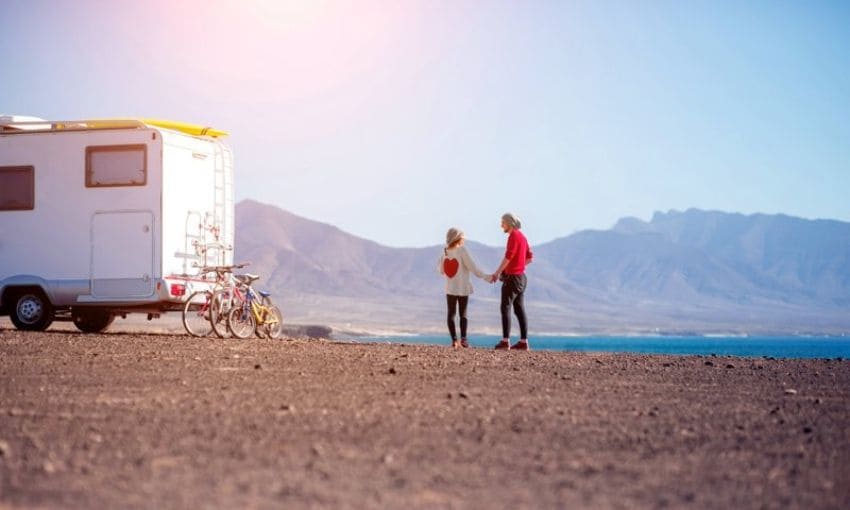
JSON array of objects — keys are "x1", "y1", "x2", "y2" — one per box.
[
  {"x1": 460, "y1": 338, "x2": 469, "y2": 348},
  {"x1": 494, "y1": 340, "x2": 510, "y2": 350},
  {"x1": 511, "y1": 341, "x2": 530, "y2": 351}
]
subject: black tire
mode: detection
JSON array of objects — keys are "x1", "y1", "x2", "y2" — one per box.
[
  {"x1": 72, "y1": 309, "x2": 115, "y2": 333},
  {"x1": 9, "y1": 290, "x2": 55, "y2": 331},
  {"x1": 182, "y1": 291, "x2": 214, "y2": 337}
]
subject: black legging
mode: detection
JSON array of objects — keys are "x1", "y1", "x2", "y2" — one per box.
[
  {"x1": 500, "y1": 274, "x2": 528, "y2": 339},
  {"x1": 446, "y1": 295, "x2": 469, "y2": 340}
]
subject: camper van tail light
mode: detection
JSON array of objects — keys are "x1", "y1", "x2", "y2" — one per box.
[{"x1": 170, "y1": 283, "x2": 186, "y2": 297}]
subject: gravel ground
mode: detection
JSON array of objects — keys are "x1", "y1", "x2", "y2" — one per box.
[{"x1": 1, "y1": 328, "x2": 848, "y2": 509}]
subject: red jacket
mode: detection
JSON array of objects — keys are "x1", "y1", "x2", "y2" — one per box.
[{"x1": 504, "y1": 229, "x2": 532, "y2": 275}]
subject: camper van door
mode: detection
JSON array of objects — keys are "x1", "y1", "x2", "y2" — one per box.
[{"x1": 91, "y1": 210, "x2": 155, "y2": 299}]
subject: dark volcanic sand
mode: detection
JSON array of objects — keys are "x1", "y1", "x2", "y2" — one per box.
[{"x1": 1, "y1": 329, "x2": 848, "y2": 509}]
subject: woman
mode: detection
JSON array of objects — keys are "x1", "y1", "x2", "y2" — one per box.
[{"x1": 438, "y1": 227, "x2": 489, "y2": 348}]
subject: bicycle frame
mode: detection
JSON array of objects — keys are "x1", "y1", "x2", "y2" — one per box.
[{"x1": 237, "y1": 285, "x2": 278, "y2": 326}]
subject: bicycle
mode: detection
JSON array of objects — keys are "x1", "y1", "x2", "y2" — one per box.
[
  {"x1": 227, "y1": 274, "x2": 283, "y2": 339},
  {"x1": 181, "y1": 263, "x2": 248, "y2": 337}
]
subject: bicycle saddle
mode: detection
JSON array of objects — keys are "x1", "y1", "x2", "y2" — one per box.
[{"x1": 237, "y1": 273, "x2": 260, "y2": 284}]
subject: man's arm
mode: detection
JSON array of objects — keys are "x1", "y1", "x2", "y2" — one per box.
[{"x1": 490, "y1": 257, "x2": 511, "y2": 282}]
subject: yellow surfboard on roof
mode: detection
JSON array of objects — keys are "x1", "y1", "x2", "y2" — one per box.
[
  {"x1": 70, "y1": 118, "x2": 229, "y2": 138},
  {"x1": 141, "y1": 119, "x2": 229, "y2": 138}
]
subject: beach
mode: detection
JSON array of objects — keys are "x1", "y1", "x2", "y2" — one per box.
[{"x1": 1, "y1": 330, "x2": 848, "y2": 509}]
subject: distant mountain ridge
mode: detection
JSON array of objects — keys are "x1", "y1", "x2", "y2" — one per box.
[{"x1": 235, "y1": 200, "x2": 850, "y2": 334}]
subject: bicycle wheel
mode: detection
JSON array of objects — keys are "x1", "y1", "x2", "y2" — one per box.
[
  {"x1": 182, "y1": 291, "x2": 213, "y2": 337},
  {"x1": 264, "y1": 305, "x2": 283, "y2": 340},
  {"x1": 228, "y1": 304, "x2": 256, "y2": 339},
  {"x1": 254, "y1": 296, "x2": 274, "y2": 339},
  {"x1": 210, "y1": 289, "x2": 236, "y2": 339}
]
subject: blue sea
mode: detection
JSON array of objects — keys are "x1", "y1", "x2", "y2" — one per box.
[{"x1": 355, "y1": 334, "x2": 850, "y2": 359}]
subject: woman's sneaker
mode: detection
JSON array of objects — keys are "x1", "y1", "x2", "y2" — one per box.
[
  {"x1": 510, "y1": 340, "x2": 530, "y2": 351},
  {"x1": 494, "y1": 340, "x2": 510, "y2": 350}
]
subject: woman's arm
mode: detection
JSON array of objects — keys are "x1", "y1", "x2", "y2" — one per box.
[{"x1": 460, "y1": 247, "x2": 489, "y2": 279}]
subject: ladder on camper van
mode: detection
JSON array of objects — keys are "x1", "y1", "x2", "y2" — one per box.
[{"x1": 211, "y1": 143, "x2": 234, "y2": 265}]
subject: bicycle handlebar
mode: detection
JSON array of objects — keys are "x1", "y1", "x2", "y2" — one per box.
[{"x1": 196, "y1": 262, "x2": 250, "y2": 274}]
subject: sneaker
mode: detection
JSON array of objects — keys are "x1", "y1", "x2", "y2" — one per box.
[
  {"x1": 494, "y1": 340, "x2": 510, "y2": 350},
  {"x1": 452, "y1": 339, "x2": 460, "y2": 349},
  {"x1": 460, "y1": 338, "x2": 469, "y2": 348},
  {"x1": 511, "y1": 341, "x2": 530, "y2": 351}
]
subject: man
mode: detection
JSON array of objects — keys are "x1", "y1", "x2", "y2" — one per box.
[{"x1": 489, "y1": 212, "x2": 532, "y2": 350}]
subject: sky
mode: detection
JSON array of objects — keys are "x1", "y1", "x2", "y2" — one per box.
[{"x1": 2, "y1": 0, "x2": 849, "y2": 247}]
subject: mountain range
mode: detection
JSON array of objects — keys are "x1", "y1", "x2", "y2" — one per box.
[{"x1": 234, "y1": 200, "x2": 850, "y2": 335}]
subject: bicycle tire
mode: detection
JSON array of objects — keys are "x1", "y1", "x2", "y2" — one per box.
[
  {"x1": 228, "y1": 304, "x2": 256, "y2": 339},
  {"x1": 210, "y1": 289, "x2": 236, "y2": 339},
  {"x1": 265, "y1": 305, "x2": 283, "y2": 339},
  {"x1": 182, "y1": 291, "x2": 213, "y2": 337}
]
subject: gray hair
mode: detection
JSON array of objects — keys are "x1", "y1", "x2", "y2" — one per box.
[{"x1": 501, "y1": 212, "x2": 522, "y2": 230}]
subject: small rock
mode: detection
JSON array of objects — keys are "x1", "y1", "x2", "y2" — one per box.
[
  {"x1": 43, "y1": 461, "x2": 57, "y2": 474},
  {"x1": 254, "y1": 364, "x2": 261, "y2": 370},
  {"x1": 193, "y1": 357, "x2": 201, "y2": 361},
  {"x1": 0, "y1": 440, "x2": 9, "y2": 457},
  {"x1": 662, "y1": 362, "x2": 672, "y2": 367},
  {"x1": 814, "y1": 398, "x2": 823, "y2": 404},
  {"x1": 279, "y1": 404, "x2": 293, "y2": 411},
  {"x1": 725, "y1": 364, "x2": 735, "y2": 369},
  {"x1": 704, "y1": 361, "x2": 714, "y2": 367},
  {"x1": 382, "y1": 453, "x2": 394, "y2": 464},
  {"x1": 803, "y1": 426, "x2": 813, "y2": 434},
  {"x1": 388, "y1": 367, "x2": 397, "y2": 375},
  {"x1": 458, "y1": 392, "x2": 470, "y2": 399},
  {"x1": 233, "y1": 354, "x2": 240, "y2": 359},
  {"x1": 784, "y1": 388, "x2": 798, "y2": 395}
]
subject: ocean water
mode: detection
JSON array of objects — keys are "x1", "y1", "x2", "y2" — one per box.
[{"x1": 355, "y1": 334, "x2": 850, "y2": 359}]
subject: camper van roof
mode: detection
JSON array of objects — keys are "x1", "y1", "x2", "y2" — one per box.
[{"x1": 0, "y1": 118, "x2": 229, "y2": 138}]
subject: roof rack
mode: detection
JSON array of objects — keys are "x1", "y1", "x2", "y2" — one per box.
[{"x1": 0, "y1": 118, "x2": 228, "y2": 138}]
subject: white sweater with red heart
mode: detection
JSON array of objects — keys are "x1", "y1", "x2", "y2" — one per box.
[{"x1": 437, "y1": 246, "x2": 489, "y2": 296}]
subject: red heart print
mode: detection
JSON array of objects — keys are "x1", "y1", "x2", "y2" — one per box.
[{"x1": 443, "y1": 258, "x2": 459, "y2": 278}]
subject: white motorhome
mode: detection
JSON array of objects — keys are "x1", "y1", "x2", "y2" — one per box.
[{"x1": 0, "y1": 116, "x2": 234, "y2": 332}]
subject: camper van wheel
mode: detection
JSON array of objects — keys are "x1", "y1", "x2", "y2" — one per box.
[
  {"x1": 72, "y1": 309, "x2": 115, "y2": 333},
  {"x1": 10, "y1": 290, "x2": 55, "y2": 331}
]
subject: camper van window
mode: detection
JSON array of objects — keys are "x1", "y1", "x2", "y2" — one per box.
[
  {"x1": 86, "y1": 144, "x2": 147, "y2": 187},
  {"x1": 0, "y1": 166, "x2": 35, "y2": 211}
]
